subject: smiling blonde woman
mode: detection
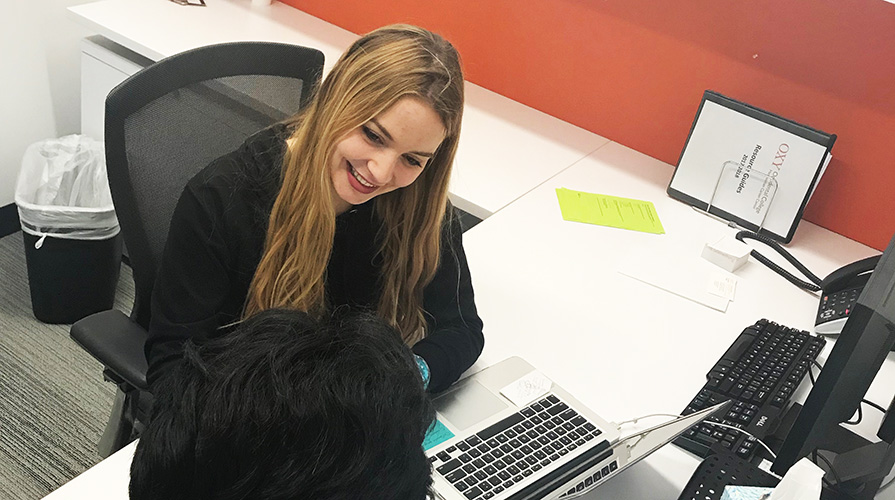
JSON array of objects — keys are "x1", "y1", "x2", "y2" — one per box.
[{"x1": 147, "y1": 24, "x2": 483, "y2": 394}]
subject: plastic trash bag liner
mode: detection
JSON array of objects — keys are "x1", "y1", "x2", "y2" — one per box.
[{"x1": 15, "y1": 135, "x2": 119, "y2": 247}]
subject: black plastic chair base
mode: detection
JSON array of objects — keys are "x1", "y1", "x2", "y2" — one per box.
[{"x1": 98, "y1": 388, "x2": 137, "y2": 459}]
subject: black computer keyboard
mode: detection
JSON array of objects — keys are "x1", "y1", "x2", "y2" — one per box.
[{"x1": 674, "y1": 319, "x2": 825, "y2": 460}]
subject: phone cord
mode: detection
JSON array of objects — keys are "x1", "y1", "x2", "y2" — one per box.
[{"x1": 735, "y1": 231, "x2": 822, "y2": 292}]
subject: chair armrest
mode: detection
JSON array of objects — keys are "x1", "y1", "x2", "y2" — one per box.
[{"x1": 70, "y1": 309, "x2": 149, "y2": 391}]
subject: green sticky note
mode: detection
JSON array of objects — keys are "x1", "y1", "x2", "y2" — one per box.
[
  {"x1": 556, "y1": 188, "x2": 665, "y2": 234},
  {"x1": 423, "y1": 419, "x2": 455, "y2": 451}
]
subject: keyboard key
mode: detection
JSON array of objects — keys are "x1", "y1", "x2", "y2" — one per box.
[
  {"x1": 437, "y1": 459, "x2": 462, "y2": 475},
  {"x1": 446, "y1": 469, "x2": 467, "y2": 483},
  {"x1": 478, "y1": 413, "x2": 524, "y2": 440},
  {"x1": 547, "y1": 403, "x2": 569, "y2": 416},
  {"x1": 463, "y1": 487, "x2": 482, "y2": 499}
]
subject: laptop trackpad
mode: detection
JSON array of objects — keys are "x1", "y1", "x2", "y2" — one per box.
[{"x1": 435, "y1": 380, "x2": 510, "y2": 432}]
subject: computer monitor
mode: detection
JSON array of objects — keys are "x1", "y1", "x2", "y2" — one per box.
[{"x1": 770, "y1": 233, "x2": 895, "y2": 499}]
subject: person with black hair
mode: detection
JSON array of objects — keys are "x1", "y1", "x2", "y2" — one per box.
[{"x1": 129, "y1": 308, "x2": 435, "y2": 500}]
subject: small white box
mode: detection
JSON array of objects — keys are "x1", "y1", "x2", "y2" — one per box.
[{"x1": 702, "y1": 236, "x2": 750, "y2": 272}]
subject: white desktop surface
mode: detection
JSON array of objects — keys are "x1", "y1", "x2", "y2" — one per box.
[
  {"x1": 45, "y1": 142, "x2": 895, "y2": 500},
  {"x1": 42, "y1": 441, "x2": 136, "y2": 499},
  {"x1": 461, "y1": 141, "x2": 894, "y2": 498},
  {"x1": 68, "y1": 0, "x2": 609, "y2": 219}
]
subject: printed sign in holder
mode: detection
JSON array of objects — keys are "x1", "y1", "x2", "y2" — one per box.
[{"x1": 667, "y1": 91, "x2": 835, "y2": 244}]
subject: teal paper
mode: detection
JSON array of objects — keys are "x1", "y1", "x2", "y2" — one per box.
[{"x1": 423, "y1": 419, "x2": 455, "y2": 451}]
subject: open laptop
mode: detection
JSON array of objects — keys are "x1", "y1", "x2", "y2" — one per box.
[{"x1": 426, "y1": 357, "x2": 729, "y2": 500}]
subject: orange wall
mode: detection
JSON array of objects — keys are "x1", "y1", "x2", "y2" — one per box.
[{"x1": 282, "y1": 0, "x2": 895, "y2": 251}]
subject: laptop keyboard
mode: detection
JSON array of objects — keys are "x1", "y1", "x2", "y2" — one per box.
[{"x1": 430, "y1": 394, "x2": 606, "y2": 499}]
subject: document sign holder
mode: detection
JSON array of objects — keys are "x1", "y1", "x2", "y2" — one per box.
[
  {"x1": 696, "y1": 160, "x2": 779, "y2": 234},
  {"x1": 668, "y1": 90, "x2": 835, "y2": 243}
]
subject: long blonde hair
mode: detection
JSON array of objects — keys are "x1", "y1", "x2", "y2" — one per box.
[{"x1": 244, "y1": 24, "x2": 464, "y2": 345}]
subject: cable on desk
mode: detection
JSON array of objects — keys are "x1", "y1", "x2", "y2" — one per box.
[
  {"x1": 701, "y1": 421, "x2": 777, "y2": 460},
  {"x1": 812, "y1": 450, "x2": 843, "y2": 492},
  {"x1": 862, "y1": 398, "x2": 887, "y2": 414},
  {"x1": 616, "y1": 412, "x2": 778, "y2": 461},
  {"x1": 809, "y1": 359, "x2": 883, "y2": 425},
  {"x1": 735, "y1": 231, "x2": 822, "y2": 292},
  {"x1": 614, "y1": 412, "x2": 681, "y2": 428}
]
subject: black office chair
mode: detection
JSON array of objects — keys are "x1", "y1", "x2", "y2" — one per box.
[{"x1": 70, "y1": 41, "x2": 324, "y2": 458}]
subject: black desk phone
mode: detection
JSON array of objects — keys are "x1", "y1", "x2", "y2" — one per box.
[
  {"x1": 735, "y1": 231, "x2": 881, "y2": 335},
  {"x1": 815, "y1": 255, "x2": 881, "y2": 334}
]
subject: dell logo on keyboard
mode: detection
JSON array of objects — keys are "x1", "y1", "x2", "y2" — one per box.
[{"x1": 756, "y1": 416, "x2": 768, "y2": 427}]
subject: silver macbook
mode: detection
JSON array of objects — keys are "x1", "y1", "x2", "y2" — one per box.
[{"x1": 426, "y1": 357, "x2": 729, "y2": 500}]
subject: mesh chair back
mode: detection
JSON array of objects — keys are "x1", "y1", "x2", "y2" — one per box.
[{"x1": 105, "y1": 42, "x2": 324, "y2": 328}]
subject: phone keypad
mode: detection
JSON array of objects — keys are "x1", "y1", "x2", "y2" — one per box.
[{"x1": 818, "y1": 286, "x2": 860, "y2": 322}]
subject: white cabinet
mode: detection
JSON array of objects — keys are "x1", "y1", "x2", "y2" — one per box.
[{"x1": 80, "y1": 35, "x2": 152, "y2": 141}]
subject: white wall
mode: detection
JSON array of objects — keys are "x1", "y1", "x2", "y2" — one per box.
[{"x1": 1, "y1": 0, "x2": 93, "y2": 206}]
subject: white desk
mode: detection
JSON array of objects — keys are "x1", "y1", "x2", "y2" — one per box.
[
  {"x1": 461, "y1": 141, "x2": 892, "y2": 498},
  {"x1": 45, "y1": 141, "x2": 895, "y2": 499},
  {"x1": 42, "y1": 441, "x2": 136, "y2": 500},
  {"x1": 68, "y1": 0, "x2": 609, "y2": 220}
]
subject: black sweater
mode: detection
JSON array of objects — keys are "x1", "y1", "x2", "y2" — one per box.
[{"x1": 147, "y1": 125, "x2": 484, "y2": 392}]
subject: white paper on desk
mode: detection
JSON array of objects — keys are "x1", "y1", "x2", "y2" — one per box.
[
  {"x1": 707, "y1": 271, "x2": 737, "y2": 301},
  {"x1": 619, "y1": 258, "x2": 731, "y2": 312}
]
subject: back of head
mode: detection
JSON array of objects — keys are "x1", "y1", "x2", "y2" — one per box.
[{"x1": 130, "y1": 309, "x2": 434, "y2": 500}]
